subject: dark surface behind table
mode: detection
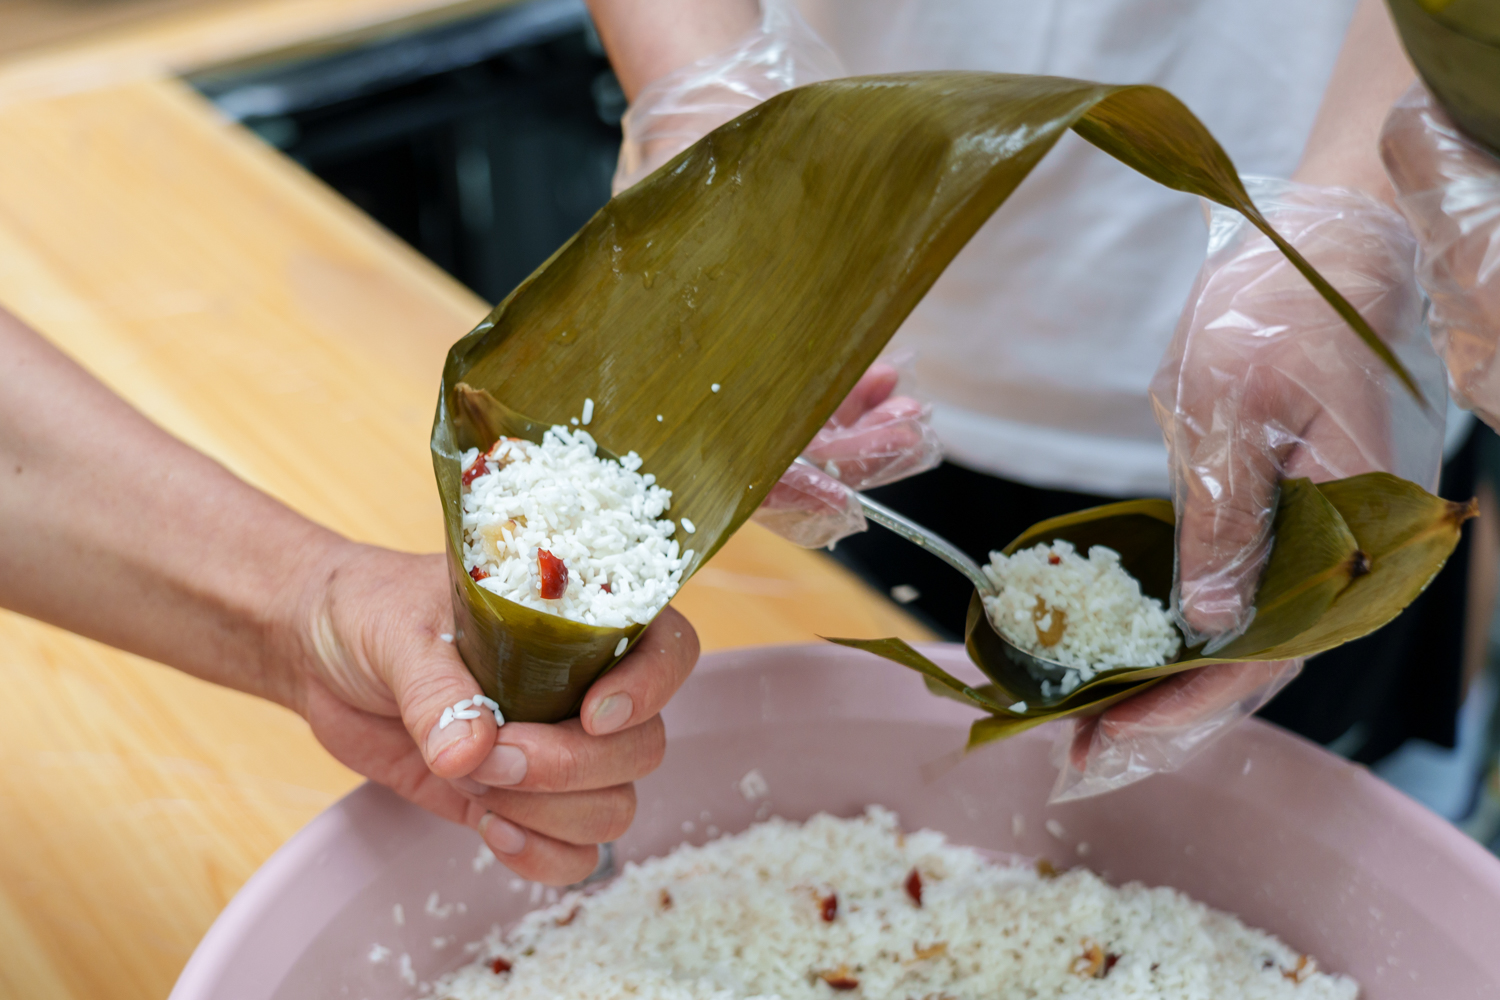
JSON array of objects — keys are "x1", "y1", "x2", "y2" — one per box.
[{"x1": 192, "y1": 0, "x2": 622, "y2": 307}]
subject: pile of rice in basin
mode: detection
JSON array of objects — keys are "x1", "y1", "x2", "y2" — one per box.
[
  {"x1": 459, "y1": 416, "x2": 690, "y2": 628},
  {"x1": 434, "y1": 808, "x2": 1356, "y2": 1000}
]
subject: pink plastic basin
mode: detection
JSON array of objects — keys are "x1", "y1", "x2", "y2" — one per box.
[{"x1": 171, "y1": 643, "x2": 1500, "y2": 999}]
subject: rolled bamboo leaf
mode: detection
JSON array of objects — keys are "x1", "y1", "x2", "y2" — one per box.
[
  {"x1": 435, "y1": 72, "x2": 1427, "y2": 722},
  {"x1": 827, "y1": 473, "x2": 1474, "y2": 737},
  {"x1": 1389, "y1": 0, "x2": 1500, "y2": 155}
]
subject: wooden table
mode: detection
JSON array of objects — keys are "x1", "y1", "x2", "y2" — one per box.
[{"x1": 0, "y1": 5, "x2": 931, "y2": 997}]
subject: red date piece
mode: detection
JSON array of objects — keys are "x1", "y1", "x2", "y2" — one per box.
[
  {"x1": 469, "y1": 565, "x2": 489, "y2": 582},
  {"x1": 489, "y1": 957, "x2": 512, "y2": 974},
  {"x1": 537, "y1": 549, "x2": 568, "y2": 599},
  {"x1": 462, "y1": 453, "x2": 490, "y2": 487},
  {"x1": 905, "y1": 869, "x2": 923, "y2": 906},
  {"x1": 820, "y1": 893, "x2": 838, "y2": 922}
]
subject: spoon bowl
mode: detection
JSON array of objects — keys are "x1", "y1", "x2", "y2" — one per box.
[
  {"x1": 839, "y1": 472, "x2": 1184, "y2": 705},
  {"x1": 962, "y1": 501, "x2": 1184, "y2": 706}
]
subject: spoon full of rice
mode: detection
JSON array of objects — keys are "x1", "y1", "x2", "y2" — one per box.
[{"x1": 812, "y1": 461, "x2": 1181, "y2": 695}]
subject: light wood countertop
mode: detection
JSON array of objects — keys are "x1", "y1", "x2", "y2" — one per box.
[{"x1": 0, "y1": 6, "x2": 930, "y2": 997}]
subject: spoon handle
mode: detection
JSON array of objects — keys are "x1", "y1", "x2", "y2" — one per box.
[{"x1": 793, "y1": 458, "x2": 994, "y2": 596}]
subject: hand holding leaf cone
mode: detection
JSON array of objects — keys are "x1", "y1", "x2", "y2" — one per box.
[
  {"x1": 432, "y1": 72, "x2": 1431, "y2": 723},
  {"x1": 828, "y1": 474, "x2": 1477, "y2": 749}
]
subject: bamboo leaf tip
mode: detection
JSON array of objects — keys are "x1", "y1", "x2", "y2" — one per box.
[{"x1": 1449, "y1": 497, "x2": 1481, "y2": 526}]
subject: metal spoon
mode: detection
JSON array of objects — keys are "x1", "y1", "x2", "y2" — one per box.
[{"x1": 794, "y1": 458, "x2": 1073, "y2": 682}]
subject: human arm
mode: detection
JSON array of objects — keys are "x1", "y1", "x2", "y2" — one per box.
[
  {"x1": 0, "y1": 306, "x2": 699, "y2": 884},
  {"x1": 1063, "y1": 0, "x2": 1446, "y2": 798},
  {"x1": 586, "y1": 0, "x2": 758, "y2": 101}
]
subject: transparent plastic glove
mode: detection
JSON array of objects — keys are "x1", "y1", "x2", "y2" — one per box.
[
  {"x1": 1151, "y1": 176, "x2": 1445, "y2": 649},
  {"x1": 1049, "y1": 178, "x2": 1447, "y2": 802},
  {"x1": 752, "y1": 363, "x2": 942, "y2": 549},
  {"x1": 612, "y1": 0, "x2": 844, "y2": 194},
  {"x1": 1382, "y1": 82, "x2": 1500, "y2": 429},
  {"x1": 1049, "y1": 660, "x2": 1302, "y2": 802}
]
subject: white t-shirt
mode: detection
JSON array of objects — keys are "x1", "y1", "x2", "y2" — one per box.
[{"x1": 796, "y1": 0, "x2": 1360, "y2": 496}]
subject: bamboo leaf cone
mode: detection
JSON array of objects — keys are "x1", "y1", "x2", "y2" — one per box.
[
  {"x1": 828, "y1": 473, "x2": 1477, "y2": 748},
  {"x1": 434, "y1": 72, "x2": 1430, "y2": 723}
]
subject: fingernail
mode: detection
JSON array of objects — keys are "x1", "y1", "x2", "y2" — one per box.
[
  {"x1": 473, "y1": 744, "x2": 528, "y2": 786},
  {"x1": 452, "y1": 776, "x2": 488, "y2": 796},
  {"x1": 479, "y1": 812, "x2": 526, "y2": 855},
  {"x1": 426, "y1": 717, "x2": 474, "y2": 765},
  {"x1": 590, "y1": 693, "x2": 634, "y2": 735}
]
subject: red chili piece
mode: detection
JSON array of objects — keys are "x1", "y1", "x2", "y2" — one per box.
[
  {"x1": 536, "y1": 549, "x2": 568, "y2": 599},
  {"x1": 1048, "y1": 552, "x2": 1061, "y2": 565},
  {"x1": 462, "y1": 453, "x2": 490, "y2": 487},
  {"x1": 489, "y1": 957, "x2": 512, "y2": 974},
  {"x1": 905, "y1": 868, "x2": 923, "y2": 906},
  {"x1": 820, "y1": 893, "x2": 838, "y2": 922},
  {"x1": 469, "y1": 565, "x2": 489, "y2": 582}
]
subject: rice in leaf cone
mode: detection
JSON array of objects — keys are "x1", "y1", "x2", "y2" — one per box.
[{"x1": 433, "y1": 72, "x2": 1427, "y2": 723}]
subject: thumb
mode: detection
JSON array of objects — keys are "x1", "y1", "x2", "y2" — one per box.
[
  {"x1": 1173, "y1": 400, "x2": 1281, "y2": 645},
  {"x1": 386, "y1": 636, "x2": 497, "y2": 779}
]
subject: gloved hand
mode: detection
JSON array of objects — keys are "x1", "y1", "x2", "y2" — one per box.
[
  {"x1": 752, "y1": 362, "x2": 943, "y2": 548},
  {"x1": 1052, "y1": 176, "x2": 1446, "y2": 802},
  {"x1": 612, "y1": 0, "x2": 844, "y2": 194},
  {"x1": 1382, "y1": 82, "x2": 1500, "y2": 429}
]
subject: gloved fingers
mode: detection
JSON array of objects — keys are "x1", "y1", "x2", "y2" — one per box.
[
  {"x1": 1067, "y1": 660, "x2": 1298, "y2": 769},
  {"x1": 1158, "y1": 177, "x2": 1445, "y2": 648},
  {"x1": 804, "y1": 397, "x2": 942, "y2": 491},
  {"x1": 1172, "y1": 405, "x2": 1282, "y2": 645},
  {"x1": 1382, "y1": 83, "x2": 1500, "y2": 430},
  {"x1": 1381, "y1": 84, "x2": 1500, "y2": 223},
  {"x1": 1050, "y1": 659, "x2": 1302, "y2": 803},
  {"x1": 751, "y1": 461, "x2": 866, "y2": 549},
  {"x1": 827, "y1": 363, "x2": 899, "y2": 427}
]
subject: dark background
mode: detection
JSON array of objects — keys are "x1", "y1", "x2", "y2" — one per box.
[{"x1": 193, "y1": 0, "x2": 622, "y2": 306}]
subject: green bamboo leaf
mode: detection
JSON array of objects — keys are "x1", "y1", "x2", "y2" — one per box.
[
  {"x1": 1390, "y1": 0, "x2": 1500, "y2": 154},
  {"x1": 1244, "y1": 473, "x2": 1478, "y2": 659},
  {"x1": 823, "y1": 637, "x2": 1012, "y2": 714},
  {"x1": 437, "y1": 72, "x2": 1426, "y2": 721},
  {"x1": 1074, "y1": 89, "x2": 1423, "y2": 400},
  {"x1": 923, "y1": 676, "x2": 1010, "y2": 711},
  {"x1": 967, "y1": 680, "x2": 1161, "y2": 749}
]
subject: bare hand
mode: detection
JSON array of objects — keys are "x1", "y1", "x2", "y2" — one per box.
[{"x1": 277, "y1": 545, "x2": 699, "y2": 886}]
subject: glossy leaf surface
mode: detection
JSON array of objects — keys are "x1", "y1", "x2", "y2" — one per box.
[{"x1": 434, "y1": 72, "x2": 1425, "y2": 721}]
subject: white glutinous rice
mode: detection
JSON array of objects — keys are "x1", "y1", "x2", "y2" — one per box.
[
  {"x1": 982, "y1": 540, "x2": 1179, "y2": 693},
  {"x1": 433, "y1": 808, "x2": 1356, "y2": 1000},
  {"x1": 459, "y1": 427, "x2": 692, "y2": 628}
]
